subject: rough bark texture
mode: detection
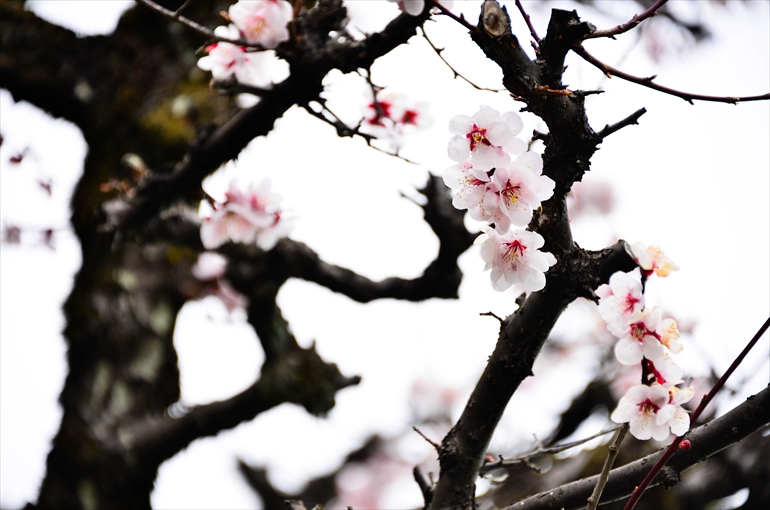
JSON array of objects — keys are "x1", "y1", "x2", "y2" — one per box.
[{"x1": 2, "y1": 0, "x2": 470, "y2": 507}]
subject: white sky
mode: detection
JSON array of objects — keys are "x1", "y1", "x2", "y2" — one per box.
[{"x1": 1, "y1": 1, "x2": 768, "y2": 508}]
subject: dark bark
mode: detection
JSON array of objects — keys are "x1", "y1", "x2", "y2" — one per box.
[
  {"x1": 1, "y1": 1, "x2": 471, "y2": 508},
  {"x1": 429, "y1": 5, "x2": 638, "y2": 507}
]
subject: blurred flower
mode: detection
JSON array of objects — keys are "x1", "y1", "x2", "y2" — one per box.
[
  {"x1": 197, "y1": 25, "x2": 285, "y2": 88},
  {"x1": 387, "y1": 0, "x2": 454, "y2": 16},
  {"x1": 192, "y1": 252, "x2": 228, "y2": 281},
  {"x1": 475, "y1": 226, "x2": 556, "y2": 292},
  {"x1": 200, "y1": 180, "x2": 290, "y2": 250},
  {"x1": 361, "y1": 91, "x2": 432, "y2": 150},
  {"x1": 448, "y1": 106, "x2": 526, "y2": 170},
  {"x1": 228, "y1": 0, "x2": 293, "y2": 48}
]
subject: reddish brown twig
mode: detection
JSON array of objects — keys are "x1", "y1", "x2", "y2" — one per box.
[
  {"x1": 514, "y1": 0, "x2": 540, "y2": 44},
  {"x1": 573, "y1": 43, "x2": 770, "y2": 104},
  {"x1": 585, "y1": 0, "x2": 668, "y2": 40},
  {"x1": 623, "y1": 316, "x2": 770, "y2": 510}
]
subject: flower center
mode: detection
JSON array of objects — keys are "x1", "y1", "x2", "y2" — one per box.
[
  {"x1": 503, "y1": 240, "x2": 526, "y2": 267},
  {"x1": 245, "y1": 17, "x2": 267, "y2": 41},
  {"x1": 500, "y1": 180, "x2": 521, "y2": 206},
  {"x1": 638, "y1": 398, "x2": 660, "y2": 416},
  {"x1": 467, "y1": 125, "x2": 490, "y2": 151}
]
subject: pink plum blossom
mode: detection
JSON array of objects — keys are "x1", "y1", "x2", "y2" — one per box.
[
  {"x1": 200, "y1": 180, "x2": 290, "y2": 251},
  {"x1": 228, "y1": 0, "x2": 293, "y2": 48},
  {"x1": 448, "y1": 106, "x2": 527, "y2": 170},
  {"x1": 485, "y1": 152, "x2": 554, "y2": 231},
  {"x1": 611, "y1": 383, "x2": 693, "y2": 440},
  {"x1": 596, "y1": 270, "x2": 645, "y2": 337},
  {"x1": 475, "y1": 226, "x2": 557, "y2": 292},
  {"x1": 631, "y1": 242, "x2": 679, "y2": 277}
]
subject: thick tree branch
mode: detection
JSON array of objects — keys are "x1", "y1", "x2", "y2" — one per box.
[
  {"x1": 429, "y1": 242, "x2": 637, "y2": 508},
  {"x1": 507, "y1": 386, "x2": 770, "y2": 510},
  {"x1": 103, "y1": 0, "x2": 435, "y2": 233}
]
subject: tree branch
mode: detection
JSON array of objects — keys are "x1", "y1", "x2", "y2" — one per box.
[
  {"x1": 597, "y1": 108, "x2": 646, "y2": 139},
  {"x1": 573, "y1": 43, "x2": 770, "y2": 104},
  {"x1": 507, "y1": 386, "x2": 770, "y2": 510},
  {"x1": 102, "y1": 1, "x2": 435, "y2": 233},
  {"x1": 585, "y1": 0, "x2": 668, "y2": 40}
]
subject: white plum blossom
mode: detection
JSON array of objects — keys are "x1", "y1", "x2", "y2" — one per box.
[
  {"x1": 613, "y1": 307, "x2": 683, "y2": 384},
  {"x1": 656, "y1": 384, "x2": 695, "y2": 436},
  {"x1": 611, "y1": 384, "x2": 670, "y2": 440},
  {"x1": 485, "y1": 152, "x2": 554, "y2": 232},
  {"x1": 611, "y1": 383, "x2": 693, "y2": 440},
  {"x1": 197, "y1": 25, "x2": 255, "y2": 82},
  {"x1": 361, "y1": 91, "x2": 432, "y2": 150},
  {"x1": 200, "y1": 180, "x2": 291, "y2": 250},
  {"x1": 448, "y1": 106, "x2": 527, "y2": 170},
  {"x1": 197, "y1": 25, "x2": 288, "y2": 89},
  {"x1": 442, "y1": 160, "x2": 490, "y2": 213},
  {"x1": 596, "y1": 270, "x2": 645, "y2": 337},
  {"x1": 475, "y1": 227, "x2": 557, "y2": 292},
  {"x1": 228, "y1": 0, "x2": 293, "y2": 48},
  {"x1": 642, "y1": 343, "x2": 684, "y2": 385},
  {"x1": 631, "y1": 242, "x2": 679, "y2": 277}
]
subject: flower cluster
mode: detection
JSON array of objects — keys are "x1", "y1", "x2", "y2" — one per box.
[
  {"x1": 444, "y1": 106, "x2": 556, "y2": 292},
  {"x1": 196, "y1": 0, "x2": 292, "y2": 89},
  {"x1": 361, "y1": 91, "x2": 432, "y2": 150},
  {"x1": 600, "y1": 244, "x2": 694, "y2": 440},
  {"x1": 200, "y1": 180, "x2": 291, "y2": 251}
]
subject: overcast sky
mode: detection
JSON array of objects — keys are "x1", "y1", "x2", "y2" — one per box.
[{"x1": 1, "y1": 1, "x2": 768, "y2": 508}]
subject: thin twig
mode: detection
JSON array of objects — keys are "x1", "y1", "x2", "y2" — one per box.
[
  {"x1": 136, "y1": 0, "x2": 259, "y2": 48},
  {"x1": 303, "y1": 101, "x2": 420, "y2": 165},
  {"x1": 428, "y1": 0, "x2": 475, "y2": 31},
  {"x1": 479, "y1": 311, "x2": 503, "y2": 323},
  {"x1": 413, "y1": 426, "x2": 441, "y2": 452},
  {"x1": 479, "y1": 425, "x2": 622, "y2": 475},
  {"x1": 586, "y1": 0, "x2": 668, "y2": 39},
  {"x1": 514, "y1": 0, "x2": 540, "y2": 44},
  {"x1": 597, "y1": 108, "x2": 646, "y2": 139},
  {"x1": 623, "y1": 316, "x2": 770, "y2": 510},
  {"x1": 573, "y1": 43, "x2": 770, "y2": 104},
  {"x1": 586, "y1": 423, "x2": 629, "y2": 510},
  {"x1": 420, "y1": 27, "x2": 503, "y2": 92},
  {"x1": 171, "y1": 0, "x2": 191, "y2": 20}
]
